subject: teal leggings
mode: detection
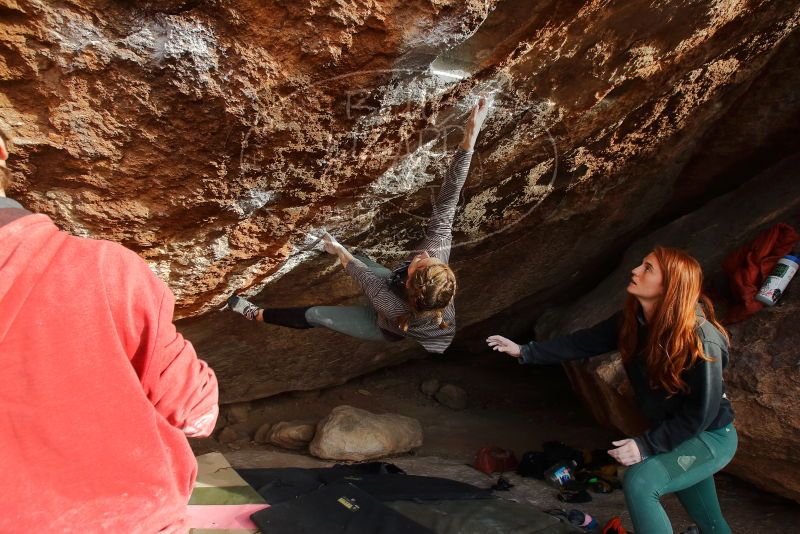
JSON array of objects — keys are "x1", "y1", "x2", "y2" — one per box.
[
  {"x1": 623, "y1": 423, "x2": 737, "y2": 533},
  {"x1": 304, "y1": 304, "x2": 387, "y2": 341},
  {"x1": 302, "y1": 254, "x2": 393, "y2": 342}
]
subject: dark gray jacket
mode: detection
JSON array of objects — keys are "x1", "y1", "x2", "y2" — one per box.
[{"x1": 519, "y1": 306, "x2": 735, "y2": 457}]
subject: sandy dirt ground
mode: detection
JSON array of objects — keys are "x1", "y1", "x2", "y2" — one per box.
[{"x1": 192, "y1": 354, "x2": 800, "y2": 532}]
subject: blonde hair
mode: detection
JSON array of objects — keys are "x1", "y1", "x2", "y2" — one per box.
[{"x1": 397, "y1": 262, "x2": 457, "y2": 332}]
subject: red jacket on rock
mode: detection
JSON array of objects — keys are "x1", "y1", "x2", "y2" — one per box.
[{"x1": 0, "y1": 211, "x2": 219, "y2": 533}]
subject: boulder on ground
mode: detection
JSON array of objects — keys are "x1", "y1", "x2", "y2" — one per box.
[
  {"x1": 226, "y1": 402, "x2": 252, "y2": 424},
  {"x1": 217, "y1": 426, "x2": 240, "y2": 444},
  {"x1": 310, "y1": 405, "x2": 423, "y2": 461},
  {"x1": 421, "y1": 378, "x2": 441, "y2": 397},
  {"x1": 268, "y1": 420, "x2": 317, "y2": 450},
  {"x1": 436, "y1": 384, "x2": 468, "y2": 410},
  {"x1": 253, "y1": 422, "x2": 272, "y2": 444}
]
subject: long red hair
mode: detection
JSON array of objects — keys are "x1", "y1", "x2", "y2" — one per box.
[{"x1": 619, "y1": 246, "x2": 729, "y2": 396}]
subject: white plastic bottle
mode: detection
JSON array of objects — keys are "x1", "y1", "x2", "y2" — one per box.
[{"x1": 755, "y1": 254, "x2": 799, "y2": 306}]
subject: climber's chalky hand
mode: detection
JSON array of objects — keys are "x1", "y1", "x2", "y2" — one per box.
[
  {"x1": 462, "y1": 96, "x2": 490, "y2": 150},
  {"x1": 321, "y1": 231, "x2": 344, "y2": 255}
]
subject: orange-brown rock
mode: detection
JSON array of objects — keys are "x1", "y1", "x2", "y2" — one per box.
[{"x1": 2, "y1": 1, "x2": 799, "y2": 411}]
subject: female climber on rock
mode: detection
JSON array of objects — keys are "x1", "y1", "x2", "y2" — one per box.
[
  {"x1": 228, "y1": 97, "x2": 490, "y2": 354},
  {"x1": 487, "y1": 247, "x2": 737, "y2": 534}
]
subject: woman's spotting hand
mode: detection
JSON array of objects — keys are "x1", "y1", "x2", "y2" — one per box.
[
  {"x1": 608, "y1": 439, "x2": 643, "y2": 466},
  {"x1": 486, "y1": 335, "x2": 522, "y2": 358},
  {"x1": 461, "y1": 96, "x2": 490, "y2": 151}
]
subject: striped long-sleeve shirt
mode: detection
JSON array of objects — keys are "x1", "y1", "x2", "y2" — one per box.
[{"x1": 344, "y1": 148, "x2": 474, "y2": 353}]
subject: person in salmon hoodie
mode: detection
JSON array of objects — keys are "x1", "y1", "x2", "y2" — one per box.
[{"x1": 0, "y1": 132, "x2": 219, "y2": 532}]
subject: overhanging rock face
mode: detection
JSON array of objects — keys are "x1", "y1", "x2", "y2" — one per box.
[{"x1": 2, "y1": 1, "x2": 799, "y2": 404}]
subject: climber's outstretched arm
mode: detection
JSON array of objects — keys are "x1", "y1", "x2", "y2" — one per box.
[{"x1": 410, "y1": 97, "x2": 489, "y2": 264}]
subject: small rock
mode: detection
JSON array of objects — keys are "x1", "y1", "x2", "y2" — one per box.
[
  {"x1": 421, "y1": 378, "x2": 441, "y2": 397},
  {"x1": 310, "y1": 405, "x2": 423, "y2": 461},
  {"x1": 358, "y1": 389, "x2": 372, "y2": 396},
  {"x1": 228, "y1": 422, "x2": 250, "y2": 434},
  {"x1": 435, "y1": 384, "x2": 468, "y2": 410},
  {"x1": 268, "y1": 420, "x2": 317, "y2": 450},
  {"x1": 217, "y1": 426, "x2": 239, "y2": 444},
  {"x1": 254, "y1": 422, "x2": 272, "y2": 444},
  {"x1": 374, "y1": 378, "x2": 407, "y2": 390},
  {"x1": 226, "y1": 402, "x2": 252, "y2": 424}
]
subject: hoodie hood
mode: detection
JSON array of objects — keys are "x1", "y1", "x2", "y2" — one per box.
[
  {"x1": 0, "y1": 197, "x2": 24, "y2": 210},
  {"x1": 0, "y1": 197, "x2": 30, "y2": 227}
]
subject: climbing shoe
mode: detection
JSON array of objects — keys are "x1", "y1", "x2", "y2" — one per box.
[{"x1": 227, "y1": 294, "x2": 260, "y2": 321}]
